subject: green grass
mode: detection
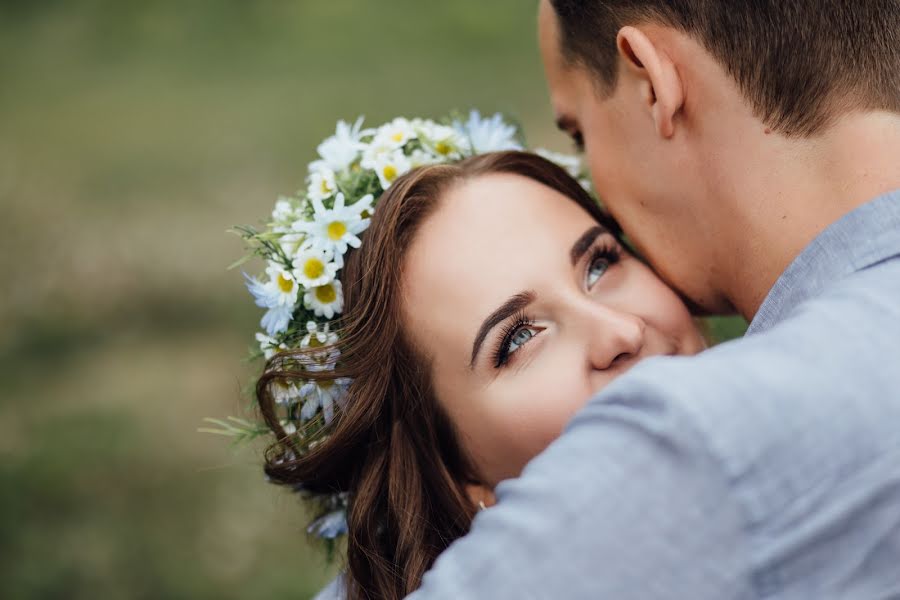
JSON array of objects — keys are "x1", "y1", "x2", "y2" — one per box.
[{"x1": 0, "y1": 2, "x2": 551, "y2": 597}]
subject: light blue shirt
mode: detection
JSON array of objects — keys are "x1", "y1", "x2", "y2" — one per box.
[{"x1": 408, "y1": 189, "x2": 900, "y2": 599}]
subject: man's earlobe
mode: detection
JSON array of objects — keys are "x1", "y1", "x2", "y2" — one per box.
[{"x1": 616, "y1": 26, "x2": 684, "y2": 139}]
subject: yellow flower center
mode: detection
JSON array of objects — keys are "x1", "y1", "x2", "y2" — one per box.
[
  {"x1": 319, "y1": 380, "x2": 335, "y2": 390},
  {"x1": 277, "y1": 273, "x2": 294, "y2": 293},
  {"x1": 327, "y1": 221, "x2": 347, "y2": 240},
  {"x1": 308, "y1": 335, "x2": 324, "y2": 348},
  {"x1": 382, "y1": 165, "x2": 398, "y2": 182},
  {"x1": 315, "y1": 283, "x2": 337, "y2": 303},
  {"x1": 303, "y1": 258, "x2": 325, "y2": 280},
  {"x1": 391, "y1": 132, "x2": 404, "y2": 143},
  {"x1": 435, "y1": 141, "x2": 452, "y2": 155},
  {"x1": 360, "y1": 209, "x2": 371, "y2": 219},
  {"x1": 320, "y1": 179, "x2": 332, "y2": 194}
]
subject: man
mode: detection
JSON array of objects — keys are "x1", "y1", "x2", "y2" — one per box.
[{"x1": 408, "y1": 1, "x2": 900, "y2": 598}]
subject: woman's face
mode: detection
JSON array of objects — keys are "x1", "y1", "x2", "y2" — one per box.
[{"x1": 402, "y1": 173, "x2": 705, "y2": 487}]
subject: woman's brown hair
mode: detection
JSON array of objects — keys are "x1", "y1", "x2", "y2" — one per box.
[{"x1": 256, "y1": 150, "x2": 618, "y2": 600}]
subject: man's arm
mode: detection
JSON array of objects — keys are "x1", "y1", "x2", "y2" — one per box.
[{"x1": 408, "y1": 373, "x2": 755, "y2": 599}]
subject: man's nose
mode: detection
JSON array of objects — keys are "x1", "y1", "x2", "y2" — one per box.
[{"x1": 582, "y1": 304, "x2": 646, "y2": 371}]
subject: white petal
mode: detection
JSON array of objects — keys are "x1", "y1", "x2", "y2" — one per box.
[
  {"x1": 321, "y1": 392, "x2": 334, "y2": 424},
  {"x1": 345, "y1": 234, "x2": 362, "y2": 249},
  {"x1": 300, "y1": 397, "x2": 318, "y2": 421}
]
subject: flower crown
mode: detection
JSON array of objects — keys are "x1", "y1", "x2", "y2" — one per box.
[{"x1": 223, "y1": 111, "x2": 589, "y2": 542}]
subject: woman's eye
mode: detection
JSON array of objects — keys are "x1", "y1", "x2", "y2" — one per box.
[
  {"x1": 507, "y1": 326, "x2": 538, "y2": 355},
  {"x1": 587, "y1": 256, "x2": 610, "y2": 287}
]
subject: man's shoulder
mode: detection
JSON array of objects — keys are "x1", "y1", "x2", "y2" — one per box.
[
  {"x1": 576, "y1": 266, "x2": 900, "y2": 592},
  {"x1": 598, "y1": 262, "x2": 900, "y2": 523},
  {"x1": 642, "y1": 256, "x2": 900, "y2": 420}
]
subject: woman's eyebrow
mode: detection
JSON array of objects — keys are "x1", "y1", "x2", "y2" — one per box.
[
  {"x1": 469, "y1": 291, "x2": 536, "y2": 369},
  {"x1": 570, "y1": 225, "x2": 607, "y2": 266}
]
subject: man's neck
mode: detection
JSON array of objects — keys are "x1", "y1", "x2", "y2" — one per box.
[{"x1": 716, "y1": 111, "x2": 900, "y2": 321}]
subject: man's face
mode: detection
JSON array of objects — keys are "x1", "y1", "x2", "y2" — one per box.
[{"x1": 537, "y1": 0, "x2": 724, "y2": 312}]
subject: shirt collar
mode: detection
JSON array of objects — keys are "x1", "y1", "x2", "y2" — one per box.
[{"x1": 747, "y1": 189, "x2": 900, "y2": 335}]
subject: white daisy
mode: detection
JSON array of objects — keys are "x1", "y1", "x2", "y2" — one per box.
[
  {"x1": 360, "y1": 133, "x2": 399, "y2": 171},
  {"x1": 294, "y1": 192, "x2": 373, "y2": 260},
  {"x1": 304, "y1": 279, "x2": 344, "y2": 319},
  {"x1": 408, "y1": 148, "x2": 441, "y2": 169},
  {"x1": 256, "y1": 332, "x2": 288, "y2": 360},
  {"x1": 292, "y1": 248, "x2": 339, "y2": 288},
  {"x1": 299, "y1": 321, "x2": 340, "y2": 373},
  {"x1": 311, "y1": 116, "x2": 370, "y2": 173},
  {"x1": 271, "y1": 196, "x2": 298, "y2": 227},
  {"x1": 454, "y1": 110, "x2": 523, "y2": 153},
  {"x1": 307, "y1": 166, "x2": 338, "y2": 202},
  {"x1": 301, "y1": 320, "x2": 338, "y2": 349},
  {"x1": 417, "y1": 122, "x2": 466, "y2": 160},
  {"x1": 266, "y1": 262, "x2": 301, "y2": 303},
  {"x1": 244, "y1": 262, "x2": 300, "y2": 335},
  {"x1": 259, "y1": 305, "x2": 293, "y2": 336},
  {"x1": 272, "y1": 198, "x2": 306, "y2": 257},
  {"x1": 299, "y1": 377, "x2": 352, "y2": 423},
  {"x1": 369, "y1": 150, "x2": 412, "y2": 190},
  {"x1": 378, "y1": 117, "x2": 416, "y2": 147},
  {"x1": 270, "y1": 379, "x2": 302, "y2": 405}
]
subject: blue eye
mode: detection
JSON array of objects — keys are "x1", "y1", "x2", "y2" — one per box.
[
  {"x1": 587, "y1": 256, "x2": 609, "y2": 287},
  {"x1": 507, "y1": 326, "x2": 537, "y2": 355},
  {"x1": 493, "y1": 313, "x2": 541, "y2": 368},
  {"x1": 585, "y1": 242, "x2": 621, "y2": 288}
]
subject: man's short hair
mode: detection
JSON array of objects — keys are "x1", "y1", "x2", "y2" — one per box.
[{"x1": 549, "y1": 0, "x2": 900, "y2": 137}]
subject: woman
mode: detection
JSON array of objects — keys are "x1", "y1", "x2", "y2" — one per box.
[{"x1": 256, "y1": 151, "x2": 706, "y2": 600}]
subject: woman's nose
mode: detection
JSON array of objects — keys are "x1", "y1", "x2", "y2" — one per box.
[{"x1": 583, "y1": 305, "x2": 646, "y2": 371}]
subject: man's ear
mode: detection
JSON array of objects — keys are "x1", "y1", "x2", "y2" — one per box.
[{"x1": 616, "y1": 26, "x2": 684, "y2": 139}]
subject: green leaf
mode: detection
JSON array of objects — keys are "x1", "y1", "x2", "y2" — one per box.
[{"x1": 226, "y1": 253, "x2": 254, "y2": 271}]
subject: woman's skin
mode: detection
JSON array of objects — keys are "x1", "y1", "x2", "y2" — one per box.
[{"x1": 402, "y1": 173, "x2": 706, "y2": 495}]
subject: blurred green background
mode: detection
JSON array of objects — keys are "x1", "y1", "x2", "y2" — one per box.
[{"x1": 0, "y1": 2, "x2": 746, "y2": 598}]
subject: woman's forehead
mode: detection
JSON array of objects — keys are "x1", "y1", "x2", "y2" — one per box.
[
  {"x1": 400, "y1": 173, "x2": 594, "y2": 357},
  {"x1": 407, "y1": 174, "x2": 591, "y2": 285},
  {"x1": 425, "y1": 173, "x2": 592, "y2": 244}
]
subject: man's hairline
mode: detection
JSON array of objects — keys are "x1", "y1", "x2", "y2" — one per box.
[{"x1": 548, "y1": 3, "x2": 858, "y2": 138}]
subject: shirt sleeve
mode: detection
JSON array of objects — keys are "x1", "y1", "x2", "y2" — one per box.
[{"x1": 406, "y1": 374, "x2": 756, "y2": 599}]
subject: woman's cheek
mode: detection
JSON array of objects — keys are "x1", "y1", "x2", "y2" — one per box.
[
  {"x1": 510, "y1": 364, "x2": 591, "y2": 451},
  {"x1": 620, "y1": 266, "x2": 680, "y2": 332},
  {"x1": 474, "y1": 381, "x2": 572, "y2": 480},
  {"x1": 652, "y1": 284, "x2": 698, "y2": 342}
]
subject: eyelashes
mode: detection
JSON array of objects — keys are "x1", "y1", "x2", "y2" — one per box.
[
  {"x1": 491, "y1": 310, "x2": 536, "y2": 368},
  {"x1": 489, "y1": 236, "x2": 622, "y2": 369},
  {"x1": 586, "y1": 239, "x2": 621, "y2": 281}
]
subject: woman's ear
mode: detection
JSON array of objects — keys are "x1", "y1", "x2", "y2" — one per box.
[
  {"x1": 466, "y1": 483, "x2": 497, "y2": 510},
  {"x1": 616, "y1": 26, "x2": 684, "y2": 139}
]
